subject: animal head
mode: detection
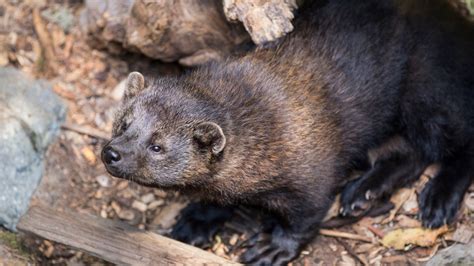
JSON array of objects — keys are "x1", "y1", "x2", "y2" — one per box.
[{"x1": 101, "y1": 72, "x2": 226, "y2": 188}]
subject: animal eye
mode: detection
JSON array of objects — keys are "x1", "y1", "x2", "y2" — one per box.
[{"x1": 149, "y1": 145, "x2": 161, "y2": 152}]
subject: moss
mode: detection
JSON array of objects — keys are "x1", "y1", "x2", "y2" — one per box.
[
  {"x1": 0, "y1": 231, "x2": 20, "y2": 249},
  {"x1": 0, "y1": 231, "x2": 29, "y2": 258}
]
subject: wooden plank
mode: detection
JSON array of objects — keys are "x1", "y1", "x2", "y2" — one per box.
[{"x1": 17, "y1": 205, "x2": 239, "y2": 265}]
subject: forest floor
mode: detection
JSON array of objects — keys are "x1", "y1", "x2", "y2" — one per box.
[{"x1": 1, "y1": 1, "x2": 473, "y2": 265}]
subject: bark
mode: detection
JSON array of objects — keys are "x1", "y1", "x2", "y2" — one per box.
[
  {"x1": 80, "y1": 0, "x2": 300, "y2": 66},
  {"x1": 223, "y1": 0, "x2": 298, "y2": 45}
]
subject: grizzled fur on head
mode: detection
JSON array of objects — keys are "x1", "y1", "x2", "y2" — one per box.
[{"x1": 104, "y1": 72, "x2": 228, "y2": 189}]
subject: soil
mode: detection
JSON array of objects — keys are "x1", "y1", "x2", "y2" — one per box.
[{"x1": 0, "y1": 1, "x2": 473, "y2": 265}]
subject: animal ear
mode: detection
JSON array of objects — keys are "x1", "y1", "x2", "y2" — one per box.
[
  {"x1": 124, "y1": 72, "x2": 145, "y2": 101},
  {"x1": 193, "y1": 122, "x2": 226, "y2": 155}
]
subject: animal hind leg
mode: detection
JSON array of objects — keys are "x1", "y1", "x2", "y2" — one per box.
[
  {"x1": 340, "y1": 136, "x2": 427, "y2": 217},
  {"x1": 418, "y1": 143, "x2": 474, "y2": 228}
]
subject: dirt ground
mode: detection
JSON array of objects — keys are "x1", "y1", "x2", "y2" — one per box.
[{"x1": 0, "y1": 1, "x2": 473, "y2": 265}]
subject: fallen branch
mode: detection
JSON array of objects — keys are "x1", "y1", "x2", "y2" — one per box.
[
  {"x1": 18, "y1": 205, "x2": 239, "y2": 265},
  {"x1": 367, "y1": 225, "x2": 385, "y2": 238},
  {"x1": 223, "y1": 0, "x2": 297, "y2": 45},
  {"x1": 61, "y1": 122, "x2": 110, "y2": 140},
  {"x1": 336, "y1": 238, "x2": 369, "y2": 266},
  {"x1": 319, "y1": 229, "x2": 373, "y2": 243},
  {"x1": 416, "y1": 243, "x2": 440, "y2": 262},
  {"x1": 33, "y1": 8, "x2": 57, "y2": 75}
]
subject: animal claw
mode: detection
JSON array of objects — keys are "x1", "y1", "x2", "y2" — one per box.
[
  {"x1": 365, "y1": 190, "x2": 373, "y2": 200},
  {"x1": 339, "y1": 207, "x2": 346, "y2": 216}
]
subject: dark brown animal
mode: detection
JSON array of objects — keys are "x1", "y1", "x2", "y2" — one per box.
[{"x1": 102, "y1": 0, "x2": 474, "y2": 264}]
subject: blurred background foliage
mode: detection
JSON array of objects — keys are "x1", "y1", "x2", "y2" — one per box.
[{"x1": 464, "y1": 0, "x2": 474, "y2": 14}]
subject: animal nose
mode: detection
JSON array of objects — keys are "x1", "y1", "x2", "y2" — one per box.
[{"x1": 102, "y1": 146, "x2": 121, "y2": 164}]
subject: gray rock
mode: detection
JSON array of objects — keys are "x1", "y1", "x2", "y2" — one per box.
[
  {"x1": 0, "y1": 67, "x2": 66, "y2": 231},
  {"x1": 427, "y1": 240, "x2": 474, "y2": 266}
]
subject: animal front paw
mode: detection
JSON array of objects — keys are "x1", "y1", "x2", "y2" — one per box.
[
  {"x1": 340, "y1": 178, "x2": 379, "y2": 217},
  {"x1": 169, "y1": 202, "x2": 233, "y2": 248},
  {"x1": 240, "y1": 225, "x2": 301, "y2": 266}
]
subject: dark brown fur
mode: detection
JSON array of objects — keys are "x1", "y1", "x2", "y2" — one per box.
[{"x1": 102, "y1": 0, "x2": 474, "y2": 264}]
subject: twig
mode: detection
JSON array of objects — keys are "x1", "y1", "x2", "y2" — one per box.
[
  {"x1": 336, "y1": 238, "x2": 369, "y2": 266},
  {"x1": 33, "y1": 8, "x2": 57, "y2": 75},
  {"x1": 381, "y1": 255, "x2": 408, "y2": 264},
  {"x1": 383, "y1": 189, "x2": 414, "y2": 224},
  {"x1": 319, "y1": 229, "x2": 372, "y2": 243},
  {"x1": 416, "y1": 243, "x2": 440, "y2": 262},
  {"x1": 367, "y1": 225, "x2": 385, "y2": 238},
  {"x1": 61, "y1": 122, "x2": 110, "y2": 140}
]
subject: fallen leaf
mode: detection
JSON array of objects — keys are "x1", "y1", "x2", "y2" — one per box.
[
  {"x1": 154, "y1": 189, "x2": 167, "y2": 198},
  {"x1": 117, "y1": 180, "x2": 129, "y2": 190},
  {"x1": 338, "y1": 253, "x2": 356, "y2": 266},
  {"x1": 451, "y1": 225, "x2": 473, "y2": 244},
  {"x1": 151, "y1": 202, "x2": 187, "y2": 230},
  {"x1": 132, "y1": 200, "x2": 147, "y2": 212},
  {"x1": 94, "y1": 189, "x2": 103, "y2": 199},
  {"x1": 368, "y1": 247, "x2": 384, "y2": 260},
  {"x1": 147, "y1": 199, "x2": 165, "y2": 210},
  {"x1": 415, "y1": 243, "x2": 440, "y2": 262},
  {"x1": 383, "y1": 188, "x2": 413, "y2": 223},
  {"x1": 368, "y1": 254, "x2": 382, "y2": 265},
  {"x1": 466, "y1": 192, "x2": 474, "y2": 212},
  {"x1": 43, "y1": 240, "x2": 54, "y2": 258},
  {"x1": 323, "y1": 194, "x2": 341, "y2": 221},
  {"x1": 53, "y1": 83, "x2": 76, "y2": 100},
  {"x1": 396, "y1": 214, "x2": 422, "y2": 228},
  {"x1": 110, "y1": 201, "x2": 121, "y2": 214},
  {"x1": 141, "y1": 193, "x2": 155, "y2": 204},
  {"x1": 212, "y1": 235, "x2": 229, "y2": 258},
  {"x1": 117, "y1": 209, "x2": 135, "y2": 221},
  {"x1": 352, "y1": 217, "x2": 376, "y2": 240},
  {"x1": 381, "y1": 226, "x2": 448, "y2": 250},
  {"x1": 229, "y1": 234, "x2": 239, "y2": 246},
  {"x1": 354, "y1": 243, "x2": 374, "y2": 254},
  {"x1": 381, "y1": 255, "x2": 407, "y2": 264},
  {"x1": 81, "y1": 146, "x2": 96, "y2": 164},
  {"x1": 415, "y1": 174, "x2": 431, "y2": 194},
  {"x1": 401, "y1": 190, "x2": 419, "y2": 214},
  {"x1": 367, "y1": 225, "x2": 384, "y2": 238}
]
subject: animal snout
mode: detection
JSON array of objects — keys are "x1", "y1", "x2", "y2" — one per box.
[{"x1": 102, "y1": 146, "x2": 121, "y2": 165}]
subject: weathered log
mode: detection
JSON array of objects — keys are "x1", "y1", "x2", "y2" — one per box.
[
  {"x1": 80, "y1": 0, "x2": 134, "y2": 55},
  {"x1": 80, "y1": 0, "x2": 300, "y2": 66},
  {"x1": 128, "y1": 0, "x2": 251, "y2": 66},
  {"x1": 17, "y1": 205, "x2": 239, "y2": 265},
  {"x1": 80, "y1": 0, "x2": 249, "y2": 66},
  {"x1": 223, "y1": 0, "x2": 299, "y2": 45}
]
